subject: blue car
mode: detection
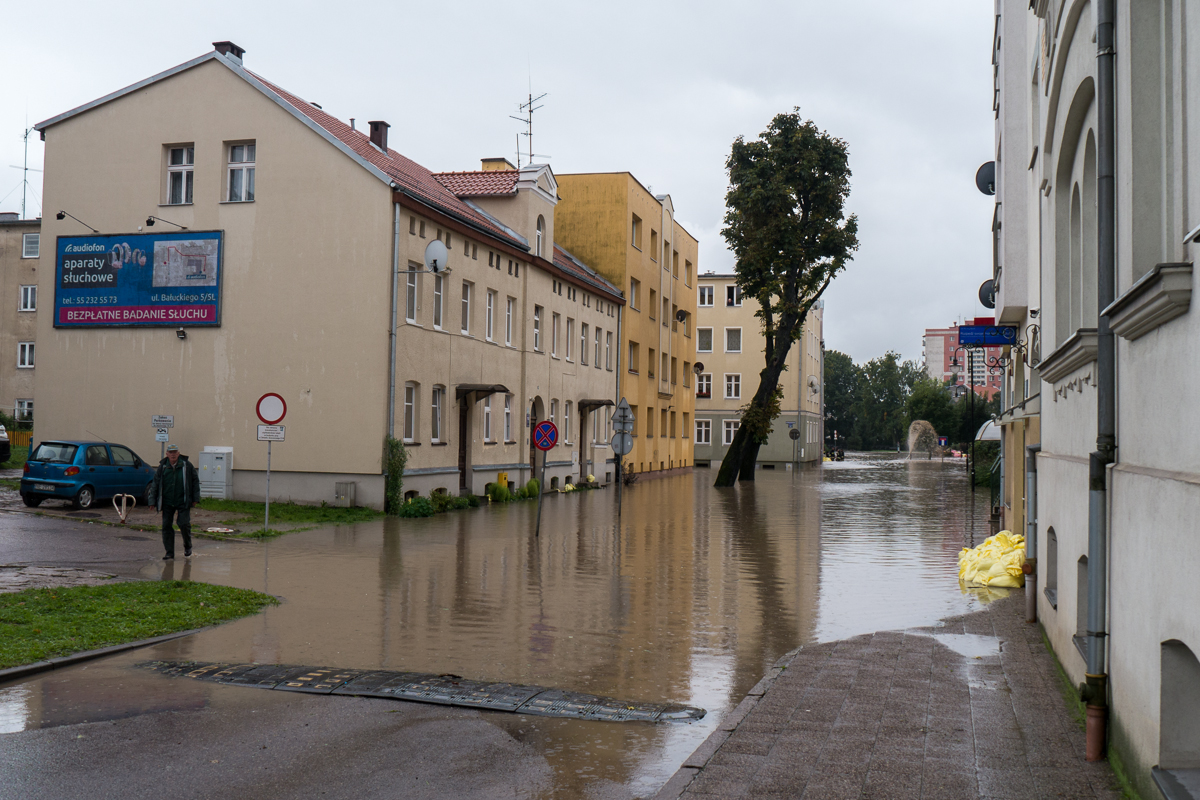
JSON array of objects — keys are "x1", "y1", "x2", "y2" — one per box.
[{"x1": 21, "y1": 440, "x2": 156, "y2": 510}]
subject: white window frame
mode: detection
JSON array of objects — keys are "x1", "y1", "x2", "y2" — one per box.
[
  {"x1": 486, "y1": 290, "x2": 496, "y2": 341},
  {"x1": 534, "y1": 305, "x2": 542, "y2": 351},
  {"x1": 581, "y1": 323, "x2": 589, "y2": 366},
  {"x1": 406, "y1": 271, "x2": 418, "y2": 322},
  {"x1": 723, "y1": 419, "x2": 740, "y2": 445},
  {"x1": 504, "y1": 395, "x2": 512, "y2": 441},
  {"x1": 17, "y1": 342, "x2": 34, "y2": 369},
  {"x1": 698, "y1": 286, "x2": 713, "y2": 307},
  {"x1": 552, "y1": 314, "x2": 560, "y2": 356},
  {"x1": 566, "y1": 318, "x2": 574, "y2": 361},
  {"x1": 697, "y1": 328, "x2": 713, "y2": 353},
  {"x1": 536, "y1": 215, "x2": 545, "y2": 258},
  {"x1": 226, "y1": 142, "x2": 256, "y2": 202},
  {"x1": 605, "y1": 332, "x2": 613, "y2": 370},
  {"x1": 595, "y1": 327, "x2": 602, "y2": 369},
  {"x1": 15, "y1": 399, "x2": 32, "y2": 421},
  {"x1": 697, "y1": 373, "x2": 712, "y2": 397},
  {"x1": 564, "y1": 401, "x2": 572, "y2": 444},
  {"x1": 505, "y1": 297, "x2": 514, "y2": 346},
  {"x1": 726, "y1": 285, "x2": 743, "y2": 307},
  {"x1": 167, "y1": 145, "x2": 194, "y2": 205},
  {"x1": 483, "y1": 396, "x2": 492, "y2": 442},
  {"x1": 431, "y1": 386, "x2": 443, "y2": 443},
  {"x1": 461, "y1": 281, "x2": 472, "y2": 335},
  {"x1": 695, "y1": 419, "x2": 711, "y2": 445},
  {"x1": 403, "y1": 383, "x2": 417, "y2": 442},
  {"x1": 725, "y1": 327, "x2": 742, "y2": 353},
  {"x1": 19, "y1": 285, "x2": 37, "y2": 312},
  {"x1": 725, "y1": 373, "x2": 741, "y2": 400},
  {"x1": 550, "y1": 399, "x2": 558, "y2": 430},
  {"x1": 433, "y1": 274, "x2": 444, "y2": 329},
  {"x1": 21, "y1": 233, "x2": 40, "y2": 259}
]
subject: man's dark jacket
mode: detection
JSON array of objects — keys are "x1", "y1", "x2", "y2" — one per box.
[{"x1": 148, "y1": 455, "x2": 200, "y2": 511}]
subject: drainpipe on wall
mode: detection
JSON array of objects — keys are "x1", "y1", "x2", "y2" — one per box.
[
  {"x1": 387, "y1": 201, "x2": 400, "y2": 441},
  {"x1": 1025, "y1": 444, "x2": 1041, "y2": 624},
  {"x1": 1084, "y1": 0, "x2": 1116, "y2": 763}
]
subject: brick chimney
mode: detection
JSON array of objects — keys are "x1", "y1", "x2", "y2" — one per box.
[
  {"x1": 368, "y1": 121, "x2": 390, "y2": 152},
  {"x1": 212, "y1": 41, "x2": 246, "y2": 64}
]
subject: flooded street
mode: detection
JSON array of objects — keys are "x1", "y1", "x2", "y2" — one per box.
[{"x1": 2, "y1": 454, "x2": 1000, "y2": 798}]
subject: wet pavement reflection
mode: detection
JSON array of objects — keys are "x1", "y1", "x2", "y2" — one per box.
[{"x1": 2, "y1": 453, "x2": 994, "y2": 798}]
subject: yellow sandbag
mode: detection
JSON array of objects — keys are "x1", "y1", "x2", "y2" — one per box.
[{"x1": 958, "y1": 531, "x2": 1026, "y2": 588}]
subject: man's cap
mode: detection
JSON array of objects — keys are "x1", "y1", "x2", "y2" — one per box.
[{"x1": 166, "y1": 444, "x2": 180, "y2": 452}]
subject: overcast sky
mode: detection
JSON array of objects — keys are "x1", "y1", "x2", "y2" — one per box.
[{"x1": 1, "y1": 1, "x2": 996, "y2": 364}]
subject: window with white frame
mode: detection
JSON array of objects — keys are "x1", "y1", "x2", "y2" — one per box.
[
  {"x1": 536, "y1": 215, "x2": 545, "y2": 258},
  {"x1": 566, "y1": 319, "x2": 574, "y2": 361},
  {"x1": 227, "y1": 142, "x2": 256, "y2": 202},
  {"x1": 433, "y1": 275, "x2": 444, "y2": 328},
  {"x1": 21, "y1": 233, "x2": 39, "y2": 259},
  {"x1": 431, "y1": 386, "x2": 444, "y2": 442},
  {"x1": 505, "y1": 297, "x2": 514, "y2": 345},
  {"x1": 698, "y1": 286, "x2": 713, "y2": 306},
  {"x1": 483, "y1": 396, "x2": 493, "y2": 441},
  {"x1": 580, "y1": 324, "x2": 589, "y2": 365},
  {"x1": 534, "y1": 305, "x2": 542, "y2": 350},
  {"x1": 697, "y1": 328, "x2": 713, "y2": 353},
  {"x1": 406, "y1": 271, "x2": 418, "y2": 322},
  {"x1": 461, "y1": 281, "x2": 472, "y2": 334},
  {"x1": 595, "y1": 327, "x2": 602, "y2": 369},
  {"x1": 697, "y1": 373, "x2": 712, "y2": 397},
  {"x1": 403, "y1": 383, "x2": 417, "y2": 442},
  {"x1": 19, "y1": 285, "x2": 36, "y2": 312},
  {"x1": 593, "y1": 406, "x2": 600, "y2": 442},
  {"x1": 17, "y1": 342, "x2": 34, "y2": 368},
  {"x1": 725, "y1": 328, "x2": 742, "y2": 353},
  {"x1": 504, "y1": 395, "x2": 512, "y2": 441},
  {"x1": 695, "y1": 419, "x2": 711, "y2": 445},
  {"x1": 167, "y1": 145, "x2": 194, "y2": 205},
  {"x1": 15, "y1": 399, "x2": 32, "y2": 421},
  {"x1": 486, "y1": 290, "x2": 496, "y2": 340},
  {"x1": 550, "y1": 399, "x2": 558, "y2": 429},
  {"x1": 564, "y1": 401, "x2": 572, "y2": 443},
  {"x1": 605, "y1": 332, "x2": 612, "y2": 370},
  {"x1": 726, "y1": 285, "x2": 743, "y2": 307},
  {"x1": 725, "y1": 373, "x2": 741, "y2": 399},
  {"x1": 551, "y1": 313, "x2": 560, "y2": 356},
  {"x1": 723, "y1": 419, "x2": 740, "y2": 445}
]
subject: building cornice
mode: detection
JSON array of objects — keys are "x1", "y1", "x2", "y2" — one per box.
[
  {"x1": 1102, "y1": 262, "x2": 1192, "y2": 341},
  {"x1": 1038, "y1": 328, "x2": 1098, "y2": 384}
]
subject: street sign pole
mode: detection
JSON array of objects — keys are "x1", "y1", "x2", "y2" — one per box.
[
  {"x1": 531, "y1": 420, "x2": 558, "y2": 539},
  {"x1": 535, "y1": 446, "x2": 546, "y2": 538},
  {"x1": 265, "y1": 440, "x2": 271, "y2": 533}
]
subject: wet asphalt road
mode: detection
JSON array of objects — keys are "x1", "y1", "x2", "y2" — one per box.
[{"x1": 0, "y1": 509, "x2": 159, "y2": 578}]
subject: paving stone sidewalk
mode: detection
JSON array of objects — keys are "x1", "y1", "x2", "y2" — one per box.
[{"x1": 657, "y1": 593, "x2": 1124, "y2": 799}]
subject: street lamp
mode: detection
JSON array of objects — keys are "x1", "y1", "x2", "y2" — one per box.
[{"x1": 950, "y1": 345, "x2": 977, "y2": 483}]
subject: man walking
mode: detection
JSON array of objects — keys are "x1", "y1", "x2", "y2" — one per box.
[{"x1": 148, "y1": 444, "x2": 200, "y2": 560}]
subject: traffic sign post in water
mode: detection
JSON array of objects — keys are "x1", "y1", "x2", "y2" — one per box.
[
  {"x1": 256, "y1": 393, "x2": 288, "y2": 533},
  {"x1": 532, "y1": 421, "x2": 558, "y2": 538}
]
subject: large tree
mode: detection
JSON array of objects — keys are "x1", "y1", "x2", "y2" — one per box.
[
  {"x1": 715, "y1": 112, "x2": 859, "y2": 486},
  {"x1": 823, "y1": 349, "x2": 859, "y2": 448}
]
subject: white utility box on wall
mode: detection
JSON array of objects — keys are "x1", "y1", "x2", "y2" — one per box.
[{"x1": 199, "y1": 446, "x2": 233, "y2": 499}]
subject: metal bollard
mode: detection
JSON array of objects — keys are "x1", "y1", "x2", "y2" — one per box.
[{"x1": 112, "y1": 493, "x2": 137, "y2": 524}]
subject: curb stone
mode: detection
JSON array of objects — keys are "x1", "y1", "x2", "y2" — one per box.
[{"x1": 0, "y1": 627, "x2": 207, "y2": 686}]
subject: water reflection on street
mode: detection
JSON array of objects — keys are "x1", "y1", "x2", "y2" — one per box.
[{"x1": 4, "y1": 453, "x2": 995, "y2": 798}]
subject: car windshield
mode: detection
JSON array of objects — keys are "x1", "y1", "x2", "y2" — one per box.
[{"x1": 31, "y1": 443, "x2": 78, "y2": 464}]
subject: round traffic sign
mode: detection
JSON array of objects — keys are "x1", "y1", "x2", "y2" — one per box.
[
  {"x1": 533, "y1": 420, "x2": 558, "y2": 451},
  {"x1": 610, "y1": 431, "x2": 633, "y2": 456},
  {"x1": 256, "y1": 393, "x2": 287, "y2": 425}
]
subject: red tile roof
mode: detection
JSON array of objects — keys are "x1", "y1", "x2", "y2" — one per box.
[
  {"x1": 250, "y1": 73, "x2": 527, "y2": 250},
  {"x1": 433, "y1": 170, "x2": 519, "y2": 196}
]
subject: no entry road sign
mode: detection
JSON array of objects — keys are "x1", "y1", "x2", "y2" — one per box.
[
  {"x1": 533, "y1": 420, "x2": 558, "y2": 451},
  {"x1": 256, "y1": 393, "x2": 287, "y2": 425}
]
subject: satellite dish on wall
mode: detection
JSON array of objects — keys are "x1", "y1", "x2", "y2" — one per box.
[
  {"x1": 424, "y1": 239, "x2": 449, "y2": 273},
  {"x1": 979, "y1": 279, "x2": 996, "y2": 309},
  {"x1": 807, "y1": 375, "x2": 820, "y2": 395},
  {"x1": 975, "y1": 162, "x2": 996, "y2": 196}
]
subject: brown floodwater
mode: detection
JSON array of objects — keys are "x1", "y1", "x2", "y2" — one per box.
[{"x1": 0, "y1": 453, "x2": 1000, "y2": 798}]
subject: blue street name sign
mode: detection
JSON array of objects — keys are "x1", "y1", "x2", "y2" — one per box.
[{"x1": 958, "y1": 325, "x2": 1018, "y2": 346}]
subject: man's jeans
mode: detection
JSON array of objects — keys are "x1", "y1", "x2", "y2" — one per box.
[{"x1": 161, "y1": 505, "x2": 193, "y2": 557}]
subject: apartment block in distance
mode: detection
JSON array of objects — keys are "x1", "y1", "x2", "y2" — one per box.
[
  {"x1": 922, "y1": 318, "x2": 1003, "y2": 399},
  {"x1": 692, "y1": 271, "x2": 824, "y2": 468},
  {"x1": 0, "y1": 213, "x2": 39, "y2": 423},
  {"x1": 555, "y1": 173, "x2": 699, "y2": 476}
]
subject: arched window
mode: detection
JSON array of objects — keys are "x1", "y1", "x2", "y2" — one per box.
[
  {"x1": 535, "y1": 215, "x2": 545, "y2": 258},
  {"x1": 1044, "y1": 527, "x2": 1058, "y2": 608},
  {"x1": 1161, "y1": 640, "x2": 1200, "y2": 769}
]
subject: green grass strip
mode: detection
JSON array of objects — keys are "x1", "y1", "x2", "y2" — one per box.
[
  {"x1": 196, "y1": 498, "x2": 382, "y2": 527},
  {"x1": 0, "y1": 580, "x2": 277, "y2": 669}
]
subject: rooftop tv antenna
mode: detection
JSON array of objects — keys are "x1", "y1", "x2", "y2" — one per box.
[
  {"x1": 8, "y1": 125, "x2": 42, "y2": 219},
  {"x1": 510, "y1": 88, "x2": 549, "y2": 167}
]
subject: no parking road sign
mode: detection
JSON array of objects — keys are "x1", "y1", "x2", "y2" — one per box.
[{"x1": 533, "y1": 420, "x2": 558, "y2": 451}]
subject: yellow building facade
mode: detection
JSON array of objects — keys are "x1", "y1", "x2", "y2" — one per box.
[{"x1": 554, "y1": 174, "x2": 699, "y2": 476}]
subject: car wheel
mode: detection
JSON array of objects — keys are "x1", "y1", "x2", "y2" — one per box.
[
  {"x1": 22, "y1": 493, "x2": 42, "y2": 508},
  {"x1": 141, "y1": 481, "x2": 154, "y2": 505},
  {"x1": 74, "y1": 485, "x2": 96, "y2": 510}
]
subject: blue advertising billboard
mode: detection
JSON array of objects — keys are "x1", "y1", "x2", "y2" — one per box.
[
  {"x1": 55, "y1": 231, "x2": 222, "y2": 327},
  {"x1": 957, "y1": 324, "x2": 1018, "y2": 346}
]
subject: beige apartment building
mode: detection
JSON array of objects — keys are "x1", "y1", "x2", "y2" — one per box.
[
  {"x1": 0, "y1": 214, "x2": 39, "y2": 423},
  {"x1": 31, "y1": 42, "x2": 621, "y2": 508},
  {"x1": 692, "y1": 272, "x2": 824, "y2": 468},
  {"x1": 554, "y1": 174, "x2": 699, "y2": 476}
]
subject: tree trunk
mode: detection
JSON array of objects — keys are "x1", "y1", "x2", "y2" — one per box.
[{"x1": 714, "y1": 355, "x2": 789, "y2": 487}]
